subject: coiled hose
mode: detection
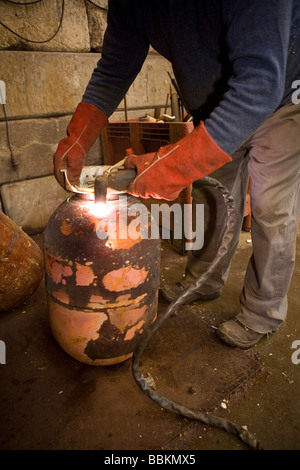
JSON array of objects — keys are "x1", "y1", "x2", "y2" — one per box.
[{"x1": 132, "y1": 176, "x2": 262, "y2": 450}]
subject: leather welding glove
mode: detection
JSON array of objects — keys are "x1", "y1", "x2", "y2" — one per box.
[
  {"x1": 53, "y1": 102, "x2": 108, "y2": 188},
  {"x1": 124, "y1": 122, "x2": 232, "y2": 201}
]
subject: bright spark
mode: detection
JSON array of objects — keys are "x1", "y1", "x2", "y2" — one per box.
[{"x1": 87, "y1": 201, "x2": 108, "y2": 218}]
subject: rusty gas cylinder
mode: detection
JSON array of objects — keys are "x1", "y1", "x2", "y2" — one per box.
[
  {"x1": 0, "y1": 210, "x2": 44, "y2": 311},
  {"x1": 44, "y1": 193, "x2": 160, "y2": 366}
]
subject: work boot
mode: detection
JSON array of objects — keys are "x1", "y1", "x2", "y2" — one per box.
[
  {"x1": 160, "y1": 275, "x2": 221, "y2": 303},
  {"x1": 216, "y1": 318, "x2": 266, "y2": 349}
]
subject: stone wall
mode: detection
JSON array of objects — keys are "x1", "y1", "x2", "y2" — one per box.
[
  {"x1": 0, "y1": 0, "x2": 173, "y2": 234},
  {"x1": 0, "y1": 0, "x2": 108, "y2": 52}
]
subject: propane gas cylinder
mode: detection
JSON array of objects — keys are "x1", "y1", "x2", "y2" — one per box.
[
  {"x1": 0, "y1": 211, "x2": 44, "y2": 311},
  {"x1": 44, "y1": 193, "x2": 160, "y2": 365}
]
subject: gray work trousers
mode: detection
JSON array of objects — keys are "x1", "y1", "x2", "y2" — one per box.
[{"x1": 187, "y1": 101, "x2": 300, "y2": 333}]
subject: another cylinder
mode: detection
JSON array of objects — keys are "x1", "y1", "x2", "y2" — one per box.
[{"x1": 0, "y1": 211, "x2": 44, "y2": 311}]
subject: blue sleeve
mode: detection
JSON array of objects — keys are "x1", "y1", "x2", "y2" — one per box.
[
  {"x1": 82, "y1": 0, "x2": 149, "y2": 118},
  {"x1": 205, "y1": 0, "x2": 293, "y2": 155}
]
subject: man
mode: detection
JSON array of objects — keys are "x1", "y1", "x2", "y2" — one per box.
[{"x1": 54, "y1": 0, "x2": 300, "y2": 349}]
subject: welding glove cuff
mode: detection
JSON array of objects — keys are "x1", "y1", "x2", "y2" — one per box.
[
  {"x1": 53, "y1": 102, "x2": 108, "y2": 187},
  {"x1": 124, "y1": 122, "x2": 232, "y2": 201}
]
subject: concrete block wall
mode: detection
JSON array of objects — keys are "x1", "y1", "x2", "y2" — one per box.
[{"x1": 0, "y1": 0, "x2": 173, "y2": 234}]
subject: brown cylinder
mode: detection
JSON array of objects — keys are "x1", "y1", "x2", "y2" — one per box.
[
  {"x1": 44, "y1": 194, "x2": 160, "y2": 366},
  {"x1": 0, "y1": 211, "x2": 44, "y2": 311}
]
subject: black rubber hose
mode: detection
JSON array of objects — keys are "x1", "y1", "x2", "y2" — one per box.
[{"x1": 132, "y1": 176, "x2": 262, "y2": 450}]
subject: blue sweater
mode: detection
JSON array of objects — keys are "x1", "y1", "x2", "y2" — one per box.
[{"x1": 82, "y1": 0, "x2": 300, "y2": 155}]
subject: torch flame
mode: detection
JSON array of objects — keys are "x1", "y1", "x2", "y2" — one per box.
[{"x1": 87, "y1": 200, "x2": 108, "y2": 218}]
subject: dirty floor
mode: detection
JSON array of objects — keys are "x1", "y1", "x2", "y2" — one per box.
[{"x1": 0, "y1": 227, "x2": 299, "y2": 451}]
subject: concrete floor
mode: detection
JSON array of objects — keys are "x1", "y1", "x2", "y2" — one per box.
[{"x1": 0, "y1": 226, "x2": 299, "y2": 451}]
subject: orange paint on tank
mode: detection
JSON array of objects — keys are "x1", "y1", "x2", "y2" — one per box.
[
  {"x1": 115, "y1": 293, "x2": 147, "y2": 306},
  {"x1": 108, "y1": 304, "x2": 147, "y2": 334},
  {"x1": 104, "y1": 216, "x2": 144, "y2": 251},
  {"x1": 75, "y1": 263, "x2": 96, "y2": 286},
  {"x1": 105, "y1": 235, "x2": 141, "y2": 251},
  {"x1": 87, "y1": 292, "x2": 147, "y2": 310},
  {"x1": 52, "y1": 291, "x2": 70, "y2": 304},
  {"x1": 115, "y1": 293, "x2": 132, "y2": 303},
  {"x1": 89, "y1": 294, "x2": 109, "y2": 304},
  {"x1": 102, "y1": 265, "x2": 148, "y2": 292},
  {"x1": 47, "y1": 297, "x2": 130, "y2": 365},
  {"x1": 124, "y1": 320, "x2": 145, "y2": 341},
  {"x1": 60, "y1": 219, "x2": 73, "y2": 236},
  {"x1": 48, "y1": 257, "x2": 73, "y2": 284}
]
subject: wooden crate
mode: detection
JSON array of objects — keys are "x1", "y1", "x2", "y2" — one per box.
[{"x1": 101, "y1": 120, "x2": 194, "y2": 164}]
